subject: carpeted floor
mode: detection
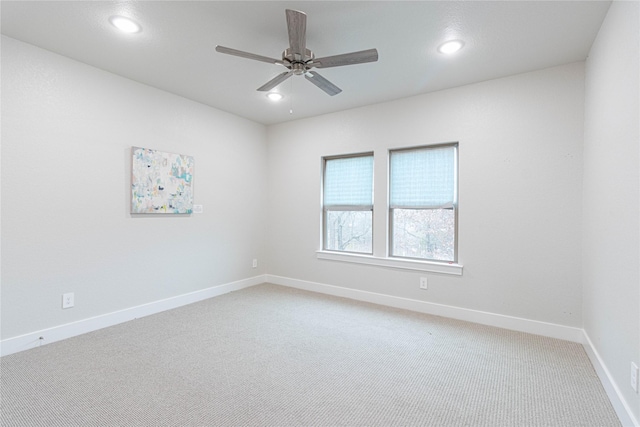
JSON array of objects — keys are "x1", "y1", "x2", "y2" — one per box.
[{"x1": 0, "y1": 283, "x2": 621, "y2": 426}]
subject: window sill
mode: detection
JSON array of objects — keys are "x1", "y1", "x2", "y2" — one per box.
[{"x1": 316, "y1": 251, "x2": 463, "y2": 276}]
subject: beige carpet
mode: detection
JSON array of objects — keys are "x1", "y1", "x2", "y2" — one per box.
[{"x1": 0, "y1": 283, "x2": 620, "y2": 426}]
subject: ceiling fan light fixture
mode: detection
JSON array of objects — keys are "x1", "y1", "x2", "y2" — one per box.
[
  {"x1": 266, "y1": 92, "x2": 284, "y2": 101},
  {"x1": 438, "y1": 40, "x2": 464, "y2": 54},
  {"x1": 109, "y1": 16, "x2": 142, "y2": 34}
]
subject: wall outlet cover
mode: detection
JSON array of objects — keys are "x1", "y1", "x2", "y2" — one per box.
[{"x1": 62, "y1": 292, "x2": 74, "y2": 309}]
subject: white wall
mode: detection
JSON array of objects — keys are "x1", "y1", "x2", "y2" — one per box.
[
  {"x1": 1, "y1": 36, "x2": 268, "y2": 339},
  {"x1": 583, "y1": 0, "x2": 640, "y2": 422},
  {"x1": 267, "y1": 62, "x2": 585, "y2": 328}
]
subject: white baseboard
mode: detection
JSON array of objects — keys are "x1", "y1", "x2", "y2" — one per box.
[
  {"x1": 266, "y1": 274, "x2": 583, "y2": 342},
  {"x1": 582, "y1": 331, "x2": 639, "y2": 427},
  {"x1": 3, "y1": 274, "x2": 634, "y2": 425},
  {"x1": 0, "y1": 275, "x2": 266, "y2": 357}
]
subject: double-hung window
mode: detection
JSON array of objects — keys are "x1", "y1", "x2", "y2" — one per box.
[
  {"x1": 389, "y1": 144, "x2": 458, "y2": 262},
  {"x1": 323, "y1": 153, "x2": 374, "y2": 254}
]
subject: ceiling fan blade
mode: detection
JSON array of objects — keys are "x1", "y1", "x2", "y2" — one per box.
[
  {"x1": 216, "y1": 45, "x2": 283, "y2": 65},
  {"x1": 304, "y1": 71, "x2": 342, "y2": 96},
  {"x1": 257, "y1": 71, "x2": 294, "y2": 92},
  {"x1": 286, "y1": 9, "x2": 306, "y2": 59},
  {"x1": 311, "y1": 49, "x2": 379, "y2": 69}
]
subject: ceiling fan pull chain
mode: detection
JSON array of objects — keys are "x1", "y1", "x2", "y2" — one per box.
[{"x1": 289, "y1": 76, "x2": 294, "y2": 114}]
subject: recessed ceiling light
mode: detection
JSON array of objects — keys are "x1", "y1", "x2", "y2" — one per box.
[
  {"x1": 438, "y1": 40, "x2": 464, "y2": 55},
  {"x1": 266, "y1": 93, "x2": 284, "y2": 101},
  {"x1": 109, "y1": 16, "x2": 142, "y2": 34}
]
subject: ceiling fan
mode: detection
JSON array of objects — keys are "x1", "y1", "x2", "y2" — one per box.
[{"x1": 215, "y1": 9, "x2": 379, "y2": 96}]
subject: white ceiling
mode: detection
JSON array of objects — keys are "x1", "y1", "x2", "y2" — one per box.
[{"x1": 1, "y1": 1, "x2": 611, "y2": 125}]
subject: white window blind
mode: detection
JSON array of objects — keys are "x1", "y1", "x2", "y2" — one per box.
[
  {"x1": 390, "y1": 146, "x2": 456, "y2": 209},
  {"x1": 324, "y1": 155, "x2": 374, "y2": 209}
]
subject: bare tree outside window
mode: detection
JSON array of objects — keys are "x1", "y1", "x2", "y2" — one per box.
[
  {"x1": 325, "y1": 210, "x2": 372, "y2": 253},
  {"x1": 392, "y1": 208, "x2": 454, "y2": 261}
]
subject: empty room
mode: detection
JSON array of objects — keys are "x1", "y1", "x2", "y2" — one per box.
[{"x1": 1, "y1": 1, "x2": 638, "y2": 426}]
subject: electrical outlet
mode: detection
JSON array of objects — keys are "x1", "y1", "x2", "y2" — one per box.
[
  {"x1": 62, "y1": 292, "x2": 74, "y2": 309},
  {"x1": 631, "y1": 362, "x2": 638, "y2": 392},
  {"x1": 419, "y1": 277, "x2": 428, "y2": 290},
  {"x1": 252, "y1": 259, "x2": 258, "y2": 268}
]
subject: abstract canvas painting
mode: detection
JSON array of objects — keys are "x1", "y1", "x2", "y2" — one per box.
[{"x1": 131, "y1": 147, "x2": 194, "y2": 214}]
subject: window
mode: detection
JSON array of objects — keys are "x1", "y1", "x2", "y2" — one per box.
[
  {"x1": 323, "y1": 153, "x2": 374, "y2": 254},
  {"x1": 318, "y1": 143, "x2": 461, "y2": 275},
  {"x1": 389, "y1": 144, "x2": 458, "y2": 262}
]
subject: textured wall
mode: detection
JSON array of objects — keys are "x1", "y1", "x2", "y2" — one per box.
[
  {"x1": 267, "y1": 63, "x2": 585, "y2": 327},
  {"x1": 583, "y1": 0, "x2": 640, "y2": 422},
  {"x1": 1, "y1": 36, "x2": 268, "y2": 339}
]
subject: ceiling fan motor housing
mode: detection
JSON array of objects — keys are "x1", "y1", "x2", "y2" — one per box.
[{"x1": 283, "y1": 48, "x2": 314, "y2": 74}]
